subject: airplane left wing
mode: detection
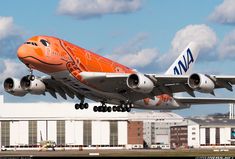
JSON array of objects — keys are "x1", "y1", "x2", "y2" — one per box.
[
  {"x1": 149, "y1": 74, "x2": 235, "y2": 97},
  {"x1": 80, "y1": 72, "x2": 235, "y2": 101}
]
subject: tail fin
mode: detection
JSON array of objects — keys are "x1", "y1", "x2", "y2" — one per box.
[{"x1": 165, "y1": 42, "x2": 199, "y2": 75}]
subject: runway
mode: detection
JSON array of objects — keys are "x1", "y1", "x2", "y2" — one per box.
[{"x1": 1, "y1": 149, "x2": 235, "y2": 158}]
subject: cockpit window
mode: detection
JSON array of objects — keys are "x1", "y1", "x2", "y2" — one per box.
[
  {"x1": 40, "y1": 39, "x2": 50, "y2": 47},
  {"x1": 24, "y1": 42, "x2": 38, "y2": 46}
]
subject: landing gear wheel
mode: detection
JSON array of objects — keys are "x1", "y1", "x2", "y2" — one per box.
[
  {"x1": 75, "y1": 104, "x2": 79, "y2": 110},
  {"x1": 103, "y1": 106, "x2": 107, "y2": 112},
  {"x1": 117, "y1": 106, "x2": 122, "y2": 112},
  {"x1": 98, "y1": 106, "x2": 102, "y2": 112},
  {"x1": 79, "y1": 104, "x2": 84, "y2": 109},
  {"x1": 93, "y1": 106, "x2": 98, "y2": 112},
  {"x1": 84, "y1": 103, "x2": 89, "y2": 109},
  {"x1": 112, "y1": 106, "x2": 117, "y2": 112},
  {"x1": 107, "y1": 106, "x2": 112, "y2": 112}
]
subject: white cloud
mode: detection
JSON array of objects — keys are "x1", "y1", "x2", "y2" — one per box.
[
  {"x1": 57, "y1": 0, "x2": 142, "y2": 19},
  {"x1": 157, "y1": 24, "x2": 218, "y2": 67},
  {"x1": 218, "y1": 29, "x2": 235, "y2": 58},
  {"x1": 106, "y1": 33, "x2": 159, "y2": 68},
  {"x1": 111, "y1": 48, "x2": 159, "y2": 68},
  {"x1": 113, "y1": 32, "x2": 149, "y2": 55},
  {"x1": 171, "y1": 24, "x2": 217, "y2": 54},
  {"x1": 0, "y1": 16, "x2": 23, "y2": 59},
  {"x1": 209, "y1": 0, "x2": 235, "y2": 24},
  {"x1": 0, "y1": 16, "x2": 14, "y2": 40}
]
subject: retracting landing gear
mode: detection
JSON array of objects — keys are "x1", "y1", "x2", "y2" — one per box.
[{"x1": 74, "y1": 98, "x2": 89, "y2": 110}]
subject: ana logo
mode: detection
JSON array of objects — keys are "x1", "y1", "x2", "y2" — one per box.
[{"x1": 173, "y1": 48, "x2": 194, "y2": 75}]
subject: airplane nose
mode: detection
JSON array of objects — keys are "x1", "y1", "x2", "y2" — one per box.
[{"x1": 17, "y1": 44, "x2": 27, "y2": 60}]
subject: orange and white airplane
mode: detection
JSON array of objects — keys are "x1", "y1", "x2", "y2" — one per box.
[{"x1": 4, "y1": 35, "x2": 235, "y2": 112}]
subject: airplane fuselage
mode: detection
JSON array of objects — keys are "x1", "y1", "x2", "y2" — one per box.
[{"x1": 16, "y1": 35, "x2": 189, "y2": 110}]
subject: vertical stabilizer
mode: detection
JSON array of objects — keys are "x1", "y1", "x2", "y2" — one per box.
[{"x1": 165, "y1": 42, "x2": 199, "y2": 75}]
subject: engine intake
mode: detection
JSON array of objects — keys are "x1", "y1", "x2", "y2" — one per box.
[
  {"x1": 188, "y1": 73, "x2": 215, "y2": 93},
  {"x1": 20, "y1": 76, "x2": 46, "y2": 95},
  {"x1": 3, "y1": 78, "x2": 27, "y2": 96},
  {"x1": 127, "y1": 73, "x2": 154, "y2": 93}
]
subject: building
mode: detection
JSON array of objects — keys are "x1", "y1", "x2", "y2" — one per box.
[
  {"x1": 127, "y1": 121, "x2": 143, "y2": 149},
  {"x1": 128, "y1": 111, "x2": 185, "y2": 148},
  {"x1": 170, "y1": 118, "x2": 235, "y2": 149},
  {"x1": 0, "y1": 95, "x2": 191, "y2": 150},
  {"x1": 0, "y1": 96, "x2": 129, "y2": 150}
]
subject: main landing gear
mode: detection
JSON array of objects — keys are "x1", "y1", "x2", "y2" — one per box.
[
  {"x1": 93, "y1": 102, "x2": 133, "y2": 113},
  {"x1": 74, "y1": 99, "x2": 89, "y2": 110}
]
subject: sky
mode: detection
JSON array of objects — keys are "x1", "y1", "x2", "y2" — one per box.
[{"x1": 1, "y1": 0, "x2": 235, "y2": 117}]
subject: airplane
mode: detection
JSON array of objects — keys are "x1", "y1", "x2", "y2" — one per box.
[
  {"x1": 38, "y1": 131, "x2": 56, "y2": 151},
  {"x1": 3, "y1": 35, "x2": 235, "y2": 112}
]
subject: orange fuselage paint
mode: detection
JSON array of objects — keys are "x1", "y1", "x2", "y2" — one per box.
[{"x1": 17, "y1": 36, "x2": 134, "y2": 81}]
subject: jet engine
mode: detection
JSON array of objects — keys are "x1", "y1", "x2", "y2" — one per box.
[
  {"x1": 127, "y1": 73, "x2": 154, "y2": 93},
  {"x1": 20, "y1": 76, "x2": 46, "y2": 95},
  {"x1": 188, "y1": 73, "x2": 215, "y2": 93},
  {"x1": 3, "y1": 77, "x2": 27, "y2": 96}
]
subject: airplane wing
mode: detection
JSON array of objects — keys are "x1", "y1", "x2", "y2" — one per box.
[
  {"x1": 80, "y1": 72, "x2": 235, "y2": 101},
  {"x1": 41, "y1": 77, "x2": 84, "y2": 100},
  {"x1": 174, "y1": 97, "x2": 235, "y2": 105},
  {"x1": 149, "y1": 74, "x2": 235, "y2": 97}
]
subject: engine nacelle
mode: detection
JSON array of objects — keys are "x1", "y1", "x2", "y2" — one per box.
[
  {"x1": 20, "y1": 76, "x2": 46, "y2": 95},
  {"x1": 127, "y1": 73, "x2": 154, "y2": 93},
  {"x1": 188, "y1": 73, "x2": 215, "y2": 93},
  {"x1": 3, "y1": 78, "x2": 27, "y2": 96}
]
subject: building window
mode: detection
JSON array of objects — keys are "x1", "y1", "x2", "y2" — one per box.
[
  {"x1": 57, "y1": 120, "x2": 65, "y2": 146},
  {"x1": 192, "y1": 137, "x2": 195, "y2": 140},
  {"x1": 110, "y1": 121, "x2": 118, "y2": 146},
  {"x1": 1, "y1": 121, "x2": 10, "y2": 147},
  {"x1": 231, "y1": 128, "x2": 235, "y2": 139},
  {"x1": 29, "y1": 121, "x2": 37, "y2": 146},
  {"x1": 192, "y1": 132, "x2": 196, "y2": 135},
  {"x1": 83, "y1": 120, "x2": 91, "y2": 146},
  {"x1": 192, "y1": 127, "x2": 196, "y2": 130},
  {"x1": 205, "y1": 128, "x2": 210, "y2": 145},
  {"x1": 215, "y1": 128, "x2": 220, "y2": 145}
]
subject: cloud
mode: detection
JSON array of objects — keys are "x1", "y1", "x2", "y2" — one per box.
[
  {"x1": 110, "y1": 48, "x2": 159, "y2": 68},
  {"x1": 157, "y1": 24, "x2": 218, "y2": 67},
  {"x1": 0, "y1": 16, "x2": 24, "y2": 59},
  {"x1": 57, "y1": 0, "x2": 143, "y2": 20},
  {"x1": 113, "y1": 32, "x2": 149, "y2": 55},
  {"x1": 209, "y1": 0, "x2": 235, "y2": 24},
  {"x1": 218, "y1": 29, "x2": 235, "y2": 59},
  {"x1": 107, "y1": 33, "x2": 159, "y2": 68},
  {"x1": 171, "y1": 24, "x2": 217, "y2": 54}
]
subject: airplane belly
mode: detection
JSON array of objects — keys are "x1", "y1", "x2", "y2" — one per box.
[{"x1": 134, "y1": 95, "x2": 189, "y2": 110}]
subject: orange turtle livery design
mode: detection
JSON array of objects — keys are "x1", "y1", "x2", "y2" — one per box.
[{"x1": 4, "y1": 35, "x2": 235, "y2": 112}]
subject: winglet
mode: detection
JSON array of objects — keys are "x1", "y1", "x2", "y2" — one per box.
[{"x1": 165, "y1": 42, "x2": 199, "y2": 75}]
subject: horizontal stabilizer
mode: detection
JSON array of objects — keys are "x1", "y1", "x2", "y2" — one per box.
[{"x1": 174, "y1": 97, "x2": 235, "y2": 105}]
